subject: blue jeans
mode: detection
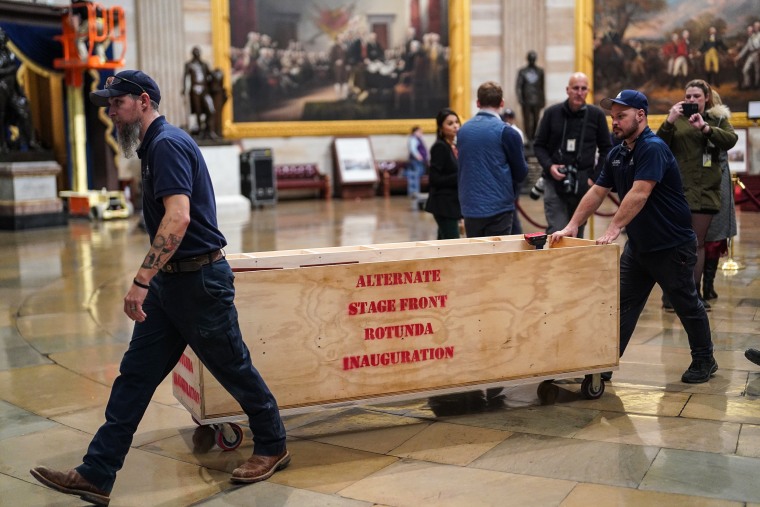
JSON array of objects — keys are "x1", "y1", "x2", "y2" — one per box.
[
  {"x1": 406, "y1": 160, "x2": 425, "y2": 195},
  {"x1": 619, "y1": 240, "x2": 713, "y2": 359},
  {"x1": 76, "y1": 259, "x2": 286, "y2": 492}
]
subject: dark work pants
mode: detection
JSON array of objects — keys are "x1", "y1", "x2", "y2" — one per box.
[
  {"x1": 619, "y1": 240, "x2": 713, "y2": 359},
  {"x1": 543, "y1": 179, "x2": 586, "y2": 238},
  {"x1": 434, "y1": 216, "x2": 460, "y2": 239},
  {"x1": 76, "y1": 260, "x2": 286, "y2": 493},
  {"x1": 464, "y1": 210, "x2": 514, "y2": 238}
]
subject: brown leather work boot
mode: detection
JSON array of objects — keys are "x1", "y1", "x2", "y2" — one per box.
[
  {"x1": 30, "y1": 466, "x2": 110, "y2": 506},
  {"x1": 230, "y1": 449, "x2": 291, "y2": 484}
]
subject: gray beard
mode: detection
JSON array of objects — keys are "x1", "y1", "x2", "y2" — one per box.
[{"x1": 117, "y1": 120, "x2": 142, "y2": 159}]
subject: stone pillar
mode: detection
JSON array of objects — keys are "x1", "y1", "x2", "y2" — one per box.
[
  {"x1": 135, "y1": 0, "x2": 186, "y2": 126},
  {"x1": 543, "y1": 0, "x2": 577, "y2": 104},
  {"x1": 0, "y1": 160, "x2": 67, "y2": 230},
  {"x1": 502, "y1": 0, "x2": 546, "y2": 132}
]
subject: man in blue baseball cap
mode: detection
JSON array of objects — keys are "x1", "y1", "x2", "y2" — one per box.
[
  {"x1": 550, "y1": 89, "x2": 716, "y2": 385},
  {"x1": 599, "y1": 89, "x2": 649, "y2": 115},
  {"x1": 30, "y1": 70, "x2": 289, "y2": 505},
  {"x1": 89, "y1": 69, "x2": 162, "y2": 107}
]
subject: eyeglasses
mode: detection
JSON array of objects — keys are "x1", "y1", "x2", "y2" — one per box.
[{"x1": 105, "y1": 75, "x2": 146, "y2": 96}]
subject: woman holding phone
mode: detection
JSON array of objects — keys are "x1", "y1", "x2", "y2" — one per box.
[{"x1": 657, "y1": 79, "x2": 737, "y2": 310}]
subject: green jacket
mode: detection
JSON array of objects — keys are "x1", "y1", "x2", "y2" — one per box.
[{"x1": 657, "y1": 104, "x2": 737, "y2": 212}]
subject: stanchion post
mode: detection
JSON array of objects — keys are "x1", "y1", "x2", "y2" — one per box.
[{"x1": 721, "y1": 173, "x2": 743, "y2": 271}]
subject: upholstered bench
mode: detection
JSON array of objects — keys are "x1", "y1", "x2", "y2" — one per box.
[
  {"x1": 376, "y1": 160, "x2": 429, "y2": 198},
  {"x1": 274, "y1": 164, "x2": 331, "y2": 199}
]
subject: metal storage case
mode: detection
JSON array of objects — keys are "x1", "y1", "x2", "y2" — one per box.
[{"x1": 240, "y1": 148, "x2": 276, "y2": 206}]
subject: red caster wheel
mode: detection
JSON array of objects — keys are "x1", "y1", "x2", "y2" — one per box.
[{"x1": 215, "y1": 423, "x2": 243, "y2": 451}]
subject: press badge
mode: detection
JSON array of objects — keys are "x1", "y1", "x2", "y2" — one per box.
[
  {"x1": 566, "y1": 139, "x2": 577, "y2": 152},
  {"x1": 702, "y1": 152, "x2": 712, "y2": 168}
]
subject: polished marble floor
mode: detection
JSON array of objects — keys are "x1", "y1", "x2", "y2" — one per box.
[{"x1": 1, "y1": 196, "x2": 759, "y2": 507}]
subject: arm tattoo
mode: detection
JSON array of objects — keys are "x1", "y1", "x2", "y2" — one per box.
[{"x1": 142, "y1": 233, "x2": 184, "y2": 270}]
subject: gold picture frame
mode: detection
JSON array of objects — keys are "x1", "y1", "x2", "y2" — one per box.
[
  {"x1": 212, "y1": 0, "x2": 471, "y2": 138},
  {"x1": 576, "y1": 0, "x2": 755, "y2": 129}
]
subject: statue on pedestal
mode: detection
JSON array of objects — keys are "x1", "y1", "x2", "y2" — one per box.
[
  {"x1": 209, "y1": 68, "x2": 228, "y2": 138},
  {"x1": 182, "y1": 46, "x2": 217, "y2": 139},
  {"x1": 0, "y1": 28, "x2": 41, "y2": 154}
]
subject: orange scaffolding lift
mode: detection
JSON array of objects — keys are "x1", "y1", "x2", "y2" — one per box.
[{"x1": 53, "y1": 2, "x2": 126, "y2": 198}]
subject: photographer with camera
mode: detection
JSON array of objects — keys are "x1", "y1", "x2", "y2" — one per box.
[{"x1": 533, "y1": 72, "x2": 611, "y2": 236}]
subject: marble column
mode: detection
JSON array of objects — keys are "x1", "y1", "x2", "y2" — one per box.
[
  {"x1": 134, "y1": 0, "x2": 186, "y2": 126},
  {"x1": 501, "y1": 0, "x2": 546, "y2": 129}
]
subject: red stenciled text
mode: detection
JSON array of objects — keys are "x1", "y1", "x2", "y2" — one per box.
[
  {"x1": 348, "y1": 298, "x2": 396, "y2": 315},
  {"x1": 348, "y1": 294, "x2": 448, "y2": 315},
  {"x1": 399, "y1": 295, "x2": 448, "y2": 311},
  {"x1": 364, "y1": 322, "x2": 434, "y2": 340},
  {"x1": 172, "y1": 371, "x2": 200, "y2": 404},
  {"x1": 343, "y1": 346, "x2": 454, "y2": 370},
  {"x1": 178, "y1": 353, "x2": 194, "y2": 373},
  {"x1": 356, "y1": 269, "x2": 441, "y2": 288}
]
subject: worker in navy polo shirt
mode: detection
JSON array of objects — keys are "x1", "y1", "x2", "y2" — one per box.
[
  {"x1": 30, "y1": 70, "x2": 289, "y2": 506},
  {"x1": 549, "y1": 90, "x2": 716, "y2": 385}
]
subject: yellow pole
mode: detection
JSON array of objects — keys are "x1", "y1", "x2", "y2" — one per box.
[
  {"x1": 67, "y1": 84, "x2": 88, "y2": 193},
  {"x1": 721, "y1": 173, "x2": 743, "y2": 271}
]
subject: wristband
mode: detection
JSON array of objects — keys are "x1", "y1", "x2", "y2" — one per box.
[
  {"x1": 701, "y1": 124, "x2": 709, "y2": 133},
  {"x1": 133, "y1": 278, "x2": 150, "y2": 290}
]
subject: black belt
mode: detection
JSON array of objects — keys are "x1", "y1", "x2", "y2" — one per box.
[{"x1": 161, "y1": 249, "x2": 224, "y2": 273}]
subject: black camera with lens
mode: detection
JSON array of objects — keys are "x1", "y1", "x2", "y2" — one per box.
[
  {"x1": 558, "y1": 165, "x2": 579, "y2": 195},
  {"x1": 529, "y1": 176, "x2": 545, "y2": 200}
]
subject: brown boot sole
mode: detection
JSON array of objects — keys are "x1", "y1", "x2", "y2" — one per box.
[{"x1": 230, "y1": 452, "x2": 291, "y2": 484}]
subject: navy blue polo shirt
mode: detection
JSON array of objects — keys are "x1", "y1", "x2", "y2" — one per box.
[
  {"x1": 596, "y1": 127, "x2": 695, "y2": 253},
  {"x1": 137, "y1": 116, "x2": 226, "y2": 258}
]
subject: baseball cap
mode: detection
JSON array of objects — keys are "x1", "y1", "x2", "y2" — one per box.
[
  {"x1": 600, "y1": 89, "x2": 648, "y2": 115},
  {"x1": 89, "y1": 70, "x2": 161, "y2": 107}
]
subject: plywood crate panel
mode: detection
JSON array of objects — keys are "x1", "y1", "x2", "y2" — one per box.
[{"x1": 173, "y1": 236, "x2": 620, "y2": 421}]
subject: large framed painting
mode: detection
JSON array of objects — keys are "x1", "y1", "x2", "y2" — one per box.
[
  {"x1": 577, "y1": 0, "x2": 758, "y2": 127},
  {"x1": 728, "y1": 128, "x2": 747, "y2": 172},
  {"x1": 212, "y1": 0, "x2": 471, "y2": 138}
]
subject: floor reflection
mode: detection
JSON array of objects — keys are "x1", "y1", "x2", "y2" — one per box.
[{"x1": 1, "y1": 196, "x2": 759, "y2": 506}]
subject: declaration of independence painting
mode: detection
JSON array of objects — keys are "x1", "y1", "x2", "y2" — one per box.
[{"x1": 224, "y1": 0, "x2": 453, "y2": 125}]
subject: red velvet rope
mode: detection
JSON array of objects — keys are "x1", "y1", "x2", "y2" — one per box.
[
  {"x1": 739, "y1": 184, "x2": 760, "y2": 209},
  {"x1": 516, "y1": 193, "x2": 621, "y2": 229},
  {"x1": 515, "y1": 201, "x2": 547, "y2": 229},
  {"x1": 517, "y1": 183, "x2": 760, "y2": 231}
]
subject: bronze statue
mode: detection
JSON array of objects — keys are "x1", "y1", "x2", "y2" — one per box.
[
  {"x1": 182, "y1": 46, "x2": 217, "y2": 139},
  {"x1": 208, "y1": 68, "x2": 227, "y2": 138},
  {"x1": 0, "y1": 28, "x2": 41, "y2": 153},
  {"x1": 515, "y1": 50, "x2": 545, "y2": 142}
]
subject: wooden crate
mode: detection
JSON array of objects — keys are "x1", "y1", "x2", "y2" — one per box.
[{"x1": 172, "y1": 236, "x2": 620, "y2": 421}]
